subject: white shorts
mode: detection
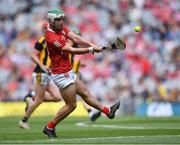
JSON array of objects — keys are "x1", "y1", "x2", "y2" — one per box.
[
  {"x1": 32, "y1": 72, "x2": 53, "y2": 86},
  {"x1": 51, "y1": 70, "x2": 76, "y2": 90}
]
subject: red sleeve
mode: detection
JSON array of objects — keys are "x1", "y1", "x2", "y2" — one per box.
[{"x1": 64, "y1": 26, "x2": 70, "y2": 37}]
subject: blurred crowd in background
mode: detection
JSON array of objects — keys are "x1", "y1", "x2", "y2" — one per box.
[{"x1": 0, "y1": 0, "x2": 180, "y2": 113}]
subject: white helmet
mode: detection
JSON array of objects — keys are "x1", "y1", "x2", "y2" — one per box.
[{"x1": 47, "y1": 9, "x2": 65, "y2": 22}]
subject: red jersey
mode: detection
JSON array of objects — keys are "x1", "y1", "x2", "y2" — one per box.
[{"x1": 45, "y1": 26, "x2": 72, "y2": 74}]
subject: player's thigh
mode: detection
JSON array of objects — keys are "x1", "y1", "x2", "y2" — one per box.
[
  {"x1": 32, "y1": 72, "x2": 47, "y2": 100},
  {"x1": 75, "y1": 77, "x2": 89, "y2": 98},
  {"x1": 34, "y1": 84, "x2": 46, "y2": 100},
  {"x1": 46, "y1": 80, "x2": 61, "y2": 99},
  {"x1": 51, "y1": 70, "x2": 77, "y2": 104},
  {"x1": 60, "y1": 84, "x2": 76, "y2": 105}
]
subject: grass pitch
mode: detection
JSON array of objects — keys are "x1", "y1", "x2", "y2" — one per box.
[{"x1": 0, "y1": 116, "x2": 180, "y2": 144}]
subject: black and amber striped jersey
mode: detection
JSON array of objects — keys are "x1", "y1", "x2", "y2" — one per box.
[
  {"x1": 67, "y1": 28, "x2": 82, "y2": 74},
  {"x1": 33, "y1": 36, "x2": 51, "y2": 73},
  {"x1": 69, "y1": 53, "x2": 80, "y2": 74}
]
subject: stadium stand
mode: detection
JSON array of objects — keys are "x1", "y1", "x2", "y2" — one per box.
[{"x1": 0, "y1": 0, "x2": 179, "y2": 115}]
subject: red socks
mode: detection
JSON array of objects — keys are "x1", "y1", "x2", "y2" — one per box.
[
  {"x1": 47, "y1": 107, "x2": 110, "y2": 129},
  {"x1": 102, "y1": 107, "x2": 110, "y2": 115},
  {"x1": 47, "y1": 121, "x2": 56, "y2": 129}
]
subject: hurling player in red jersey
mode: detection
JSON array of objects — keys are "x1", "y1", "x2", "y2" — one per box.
[{"x1": 43, "y1": 9, "x2": 120, "y2": 138}]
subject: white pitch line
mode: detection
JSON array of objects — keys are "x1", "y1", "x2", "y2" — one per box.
[
  {"x1": 1, "y1": 135, "x2": 180, "y2": 143},
  {"x1": 75, "y1": 122, "x2": 180, "y2": 129},
  {"x1": 76, "y1": 122, "x2": 145, "y2": 129}
]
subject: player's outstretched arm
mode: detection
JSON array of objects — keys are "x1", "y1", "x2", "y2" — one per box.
[
  {"x1": 62, "y1": 43, "x2": 102, "y2": 55},
  {"x1": 68, "y1": 31, "x2": 96, "y2": 48}
]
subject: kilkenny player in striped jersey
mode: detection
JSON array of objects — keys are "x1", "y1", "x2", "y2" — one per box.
[{"x1": 19, "y1": 22, "x2": 62, "y2": 129}]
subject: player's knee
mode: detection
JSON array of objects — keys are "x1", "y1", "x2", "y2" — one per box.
[
  {"x1": 54, "y1": 96, "x2": 61, "y2": 102},
  {"x1": 34, "y1": 97, "x2": 43, "y2": 104},
  {"x1": 57, "y1": 98, "x2": 61, "y2": 101},
  {"x1": 68, "y1": 102, "x2": 77, "y2": 112},
  {"x1": 71, "y1": 102, "x2": 77, "y2": 110}
]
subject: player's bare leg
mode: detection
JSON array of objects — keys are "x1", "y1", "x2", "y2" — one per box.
[
  {"x1": 75, "y1": 77, "x2": 120, "y2": 119},
  {"x1": 75, "y1": 77, "x2": 104, "y2": 110},
  {"x1": 19, "y1": 82, "x2": 62, "y2": 129},
  {"x1": 78, "y1": 73, "x2": 101, "y2": 121},
  {"x1": 52, "y1": 84, "x2": 76, "y2": 123},
  {"x1": 25, "y1": 85, "x2": 46, "y2": 117},
  {"x1": 44, "y1": 82, "x2": 62, "y2": 102},
  {"x1": 44, "y1": 92, "x2": 60, "y2": 101},
  {"x1": 24, "y1": 83, "x2": 61, "y2": 104},
  {"x1": 22, "y1": 82, "x2": 61, "y2": 116},
  {"x1": 25, "y1": 82, "x2": 62, "y2": 116},
  {"x1": 19, "y1": 85, "x2": 45, "y2": 129},
  {"x1": 43, "y1": 84, "x2": 76, "y2": 137},
  {"x1": 19, "y1": 85, "x2": 46, "y2": 129}
]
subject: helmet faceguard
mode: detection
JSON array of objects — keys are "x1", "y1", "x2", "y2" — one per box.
[{"x1": 47, "y1": 9, "x2": 65, "y2": 22}]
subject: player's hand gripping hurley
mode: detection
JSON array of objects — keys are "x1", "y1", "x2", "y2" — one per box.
[{"x1": 103, "y1": 37, "x2": 126, "y2": 51}]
